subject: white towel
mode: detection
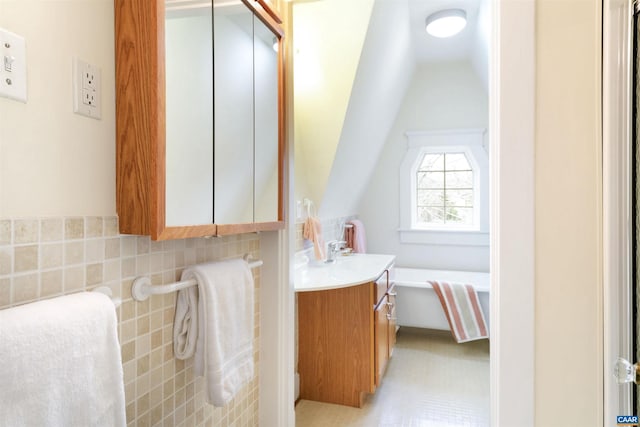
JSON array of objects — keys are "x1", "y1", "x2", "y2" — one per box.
[
  {"x1": 173, "y1": 284, "x2": 199, "y2": 359},
  {"x1": 174, "y1": 259, "x2": 255, "y2": 406},
  {"x1": 0, "y1": 292, "x2": 126, "y2": 427}
]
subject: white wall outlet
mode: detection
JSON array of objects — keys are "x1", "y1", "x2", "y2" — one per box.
[
  {"x1": 0, "y1": 27, "x2": 27, "y2": 103},
  {"x1": 73, "y1": 57, "x2": 101, "y2": 120}
]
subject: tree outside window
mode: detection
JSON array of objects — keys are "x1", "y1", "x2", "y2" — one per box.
[{"x1": 415, "y1": 152, "x2": 474, "y2": 227}]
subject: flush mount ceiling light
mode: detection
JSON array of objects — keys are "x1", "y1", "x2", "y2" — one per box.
[{"x1": 425, "y1": 9, "x2": 467, "y2": 38}]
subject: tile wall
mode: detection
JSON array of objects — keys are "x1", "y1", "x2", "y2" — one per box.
[{"x1": 0, "y1": 216, "x2": 261, "y2": 427}]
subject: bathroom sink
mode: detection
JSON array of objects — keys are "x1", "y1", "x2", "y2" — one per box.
[{"x1": 294, "y1": 253, "x2": 395, "y2": 292}]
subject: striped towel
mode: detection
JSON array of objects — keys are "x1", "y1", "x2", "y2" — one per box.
[{"x1": 430, "y1": 280, "x2": 489, "y2": 343}]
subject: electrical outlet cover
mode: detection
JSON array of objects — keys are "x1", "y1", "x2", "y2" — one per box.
[{"x1": 73, "y1": 57, "x2": 101, "y2": 120}]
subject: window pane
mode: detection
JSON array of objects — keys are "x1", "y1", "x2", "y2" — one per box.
[
  {"x1": 419, "y1": 153, "x2": 444, "y2": 171},
  {"x1": 417, "y1": 171, "x2": 444, "y2": 189},
  {"x1": 445, "y1": 153, "x2": 471, "y2": 171},
  {"x1": 417, "y1": 190, "x2": 444, "y2": 206},
  {"x1": 445, "y1": 171, "x2": 473, "y2": 189},
  {"x1": 445, "y1": 189, "x2": 473, "y2": 207},
  {"x1": 418, "y1": 207, "x2": 445, "y2": 224},
  {"x1": 445, "y1": 207, "x2": 473, "y2": 225},
  {"x1": 413, "y1": 150, "x2": 477, "y2": 229}
]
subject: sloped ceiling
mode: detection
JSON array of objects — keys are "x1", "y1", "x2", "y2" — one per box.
[
  {"x1": 318, "y1": 0, "x2": 415, "y2": 217},
  {"x1": 293, "y1": 0, "x2": 488, "y2": 218},
  {"x1": 292, "y1": 0, "x2": 376, "y2": 208}
]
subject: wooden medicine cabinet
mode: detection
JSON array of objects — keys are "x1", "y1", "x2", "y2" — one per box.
[{"x1": 115, "y1": 0, "x2": 285, "y2": 240}]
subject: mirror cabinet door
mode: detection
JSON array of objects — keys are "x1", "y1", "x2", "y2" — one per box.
[
  {"x1": 115, "y1": 0, "x2": 283, "y2": 239},
  {"x1": 162, "y1": 0, "x2": 281, "y2": 232},
  {"x1": 213, "y1": 3, "x2": 255, "y2": 225},
  {"x1": 165, "y1": 2, "x2": 214, "y2": 227},
  {"x1": 253, "y1": 14, "x2": 280, "y2": 224}
]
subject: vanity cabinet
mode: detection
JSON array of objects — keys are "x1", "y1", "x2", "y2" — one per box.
[
  {"x1": 114, "y1": 0, "x2": 285, "y2": 240},
  {"x1": 298, "y1": 270, "x2": 396, "y2": 408},
  {"x1": 375, "y1": 284, "x2": 396, "y2": 388}
]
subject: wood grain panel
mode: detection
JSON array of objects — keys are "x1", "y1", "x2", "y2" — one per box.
[
  {"x1": 255, "y1": 0, "x2": 283, "y2": 24},
  {"x1": 375, "y1": 269, "x2": 388, "y2": 306},
  {"x1": 115, "y1": 0, "x2": 162, "y2": 237},
  {"x1": 277, "y1": 31, "x2": 286, "y2": 223},
  {"x1": 116, "y1": 0, "x2": 286, "y2": 240},
  {"x1": 375, "y1": 296, "x2": 389, "y2": 388},
  {"x1": 298, "y1": 283, "x2": 375, "y2": 407},
  {"x1": 157, "y1": 224, "x2": 217, "y2": 240}
]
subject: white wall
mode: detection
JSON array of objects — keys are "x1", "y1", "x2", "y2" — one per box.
[
  {"x1": 0, "y1": 0, "x2": 116, "y2": 217},
  {"x1": 358, "y1": 61, "x2": 489, "y2": 271},
  {"x1": 471, "y1": 0, "x2": 489, "y2": 92},
  {"x1": 318, "y1": 0, "x2": 415, "y2": 219},
  {"x1": 534, "y1": 0, "x2": 603, "y2": 423},
  {"x1": 293, "y1": 0, "x2": 374, "y2": 208}
]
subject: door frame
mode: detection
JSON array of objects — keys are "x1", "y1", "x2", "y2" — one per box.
[
  {"x1": 489, "y1": 1, "x2": 535, "y2": 425},
  {"x1": 603, "y1": 0, "x2": 634, "y2": 420},
  {"x1": 261, "y1": 1, "x2": 538, "y2": 425}
]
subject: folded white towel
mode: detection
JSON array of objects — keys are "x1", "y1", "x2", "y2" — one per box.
[
  {"x1": 175, "y1": 259, "x2": 255, "y2": 406},
  {"x1": 0, "y1": 292, "x2": 126, "y2": 426},
  {"x1": 173, "y1": 284, "x2": 199, "y2": 359}
]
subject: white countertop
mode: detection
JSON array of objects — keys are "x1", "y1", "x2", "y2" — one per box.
[{"x1": 294, "y1": 253, "x2": 396, "y2": 292}]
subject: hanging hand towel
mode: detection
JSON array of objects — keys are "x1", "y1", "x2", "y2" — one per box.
[
  {"x1": 345, "y1": 219, "x2": 367, "y2": 253},
  {"x1": 430, "y1": 280, "x2": 489, "y2": 343},
  {"x1": 303, "y1": 216, "x2": 325, "y2": 260},
  {"x1": 173, "y1": 284, "x2": 199, "y2": 359},
  {"x1": 0, "y1": 292, "x2": 126, "y2": 426},
  {"x1": 181, "y1": 259, "x2": 255, "y2": 406}
]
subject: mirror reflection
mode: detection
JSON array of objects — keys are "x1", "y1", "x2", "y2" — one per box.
[
  {"x1": 164, "y1": 0, "x2": 280, "y2": 228},
  {"x1": 213, "y1": 3, "x2": 255, "y2": 225},
  {"x1": 165, "y1": 3, "x2": 214, "y2": 227},
  {"x1": 253, "y1": 14, "x2": 280, "y2": 224}
]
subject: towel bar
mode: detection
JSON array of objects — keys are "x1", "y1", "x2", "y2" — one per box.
[
  {"x1": 131, "y1": 255, "x2": 263, "y2": 301},
  {"x1": 93, "y1": 286, "x2": 122, "y2": 308}
]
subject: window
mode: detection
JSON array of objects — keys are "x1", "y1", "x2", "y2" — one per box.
[
  {"x1": 399, "y1": 129, "x2": 489, "y2": 246},
  {"x1": 416, "y1": 152, "x2": 474, "y2": 227}
]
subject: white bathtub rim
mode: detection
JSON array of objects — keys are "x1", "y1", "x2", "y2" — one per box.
[{"x1": 393, "y1": 267, "x2": 490, "y2": 292}]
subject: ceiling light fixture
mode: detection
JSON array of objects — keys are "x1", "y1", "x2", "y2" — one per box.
[{"x1": 425, "y1": 9, "x2": 467, "y2": 38}]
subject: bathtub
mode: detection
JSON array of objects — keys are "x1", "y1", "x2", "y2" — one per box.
[{"x1": 393, "y1": 267, "x2": 490, "y2": 332}]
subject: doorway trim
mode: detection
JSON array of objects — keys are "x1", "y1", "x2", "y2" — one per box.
[
  {"x1": 263, "y1": 1, "x2": 538, "y2": 425},
  {"x1": 489, "y1": 1, "x2": 535, "y2": 425},
  {"x1": 603, "y1": 0, "x2": 633, "y2": 420}
]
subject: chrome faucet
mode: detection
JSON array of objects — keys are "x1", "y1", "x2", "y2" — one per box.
[{"x1": 326, "y1": 240, "x2": 347, "y2": 263}]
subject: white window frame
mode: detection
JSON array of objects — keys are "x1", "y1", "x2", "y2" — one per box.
[
  {"x1": 411, "y1": 147, "x2": 479, "y2": 230},
  {"x1": 399, "y1": 128, "x2": 489, "y2": 246}
]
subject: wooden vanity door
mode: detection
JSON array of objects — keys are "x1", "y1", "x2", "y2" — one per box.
[
  {"x1": 387, "y1": 286, "x2": 397, "y2": 356},
  {"x1": 375, "y1": 295, "x2": 390, "y2": 388},
  {"x1": 297, "y1": 283, "x2": 375, "y2": 408}
]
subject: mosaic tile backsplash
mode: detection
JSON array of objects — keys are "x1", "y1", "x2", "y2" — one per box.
[{"x1": 0, "y1": 217, "x2": 261, "y2": 427}]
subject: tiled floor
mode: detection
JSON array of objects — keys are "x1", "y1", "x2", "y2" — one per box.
[{"x1": 295, "y1": 327, "x2": 490, "y2": 427}]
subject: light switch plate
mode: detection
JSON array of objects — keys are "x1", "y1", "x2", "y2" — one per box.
[
  {"x1": 0, "y1": 28, "x2": 27, "y2": 103},
  {"x1": 73, "y1": 57, "x2": 101, "y2": 120}
]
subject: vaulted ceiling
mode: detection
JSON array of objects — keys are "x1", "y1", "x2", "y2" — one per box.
[
  {"x1": 294, "y1": 0, "x2": 489, "y2": 218},
  {"x1": 409, "y1": 0, "x2": 488, "y2": 89}
]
